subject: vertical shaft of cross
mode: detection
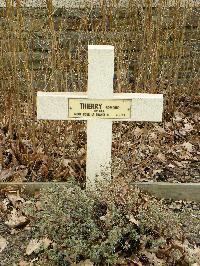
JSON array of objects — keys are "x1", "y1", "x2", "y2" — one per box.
[{"x1": 86, "y1": 45, "x2": 114, "y2": 186}]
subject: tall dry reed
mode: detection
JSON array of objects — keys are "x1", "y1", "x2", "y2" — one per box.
[{"x1": 0, "y1": 0, "x2": 199, "y2": 182}]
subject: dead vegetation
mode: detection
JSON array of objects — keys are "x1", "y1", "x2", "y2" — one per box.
[{"x1": 0, "y1": 0, "x2": 199, "y2": 183}]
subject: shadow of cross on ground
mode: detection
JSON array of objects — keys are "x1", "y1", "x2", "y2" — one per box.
[{"x1": 37, "y1": 45, "x2": 163, "y2": 187}]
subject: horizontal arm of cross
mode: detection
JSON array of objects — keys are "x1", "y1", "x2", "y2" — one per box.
[{"x1": 37, "y1": 91, "x2": 163, "y2": 122}]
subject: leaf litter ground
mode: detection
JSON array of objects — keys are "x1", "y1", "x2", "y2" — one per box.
[{"x1": 0, "y1": 96, "x2": 199, "y2": 183}]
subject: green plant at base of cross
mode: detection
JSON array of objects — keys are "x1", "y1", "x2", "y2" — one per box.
[{"x1": 25, "y1": 178, "x2": 199, "y2": 265}]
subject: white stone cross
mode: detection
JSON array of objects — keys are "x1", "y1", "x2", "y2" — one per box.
[{"x1": 37, "y1": 45, "x2": 163, "y2": 186}]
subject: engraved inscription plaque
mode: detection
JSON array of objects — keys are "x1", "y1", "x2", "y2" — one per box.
[{"x1": 68, "y1": 99, "x2": 131, "y2": 119}]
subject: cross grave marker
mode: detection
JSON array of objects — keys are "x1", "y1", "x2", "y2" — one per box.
[{"x1": 37, "y1": 45, "x2": 163, "y2": 186}]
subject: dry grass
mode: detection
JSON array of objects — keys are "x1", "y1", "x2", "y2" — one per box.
[{"x1": 0, "y1": 0, "x2": 199, "y2": 182}]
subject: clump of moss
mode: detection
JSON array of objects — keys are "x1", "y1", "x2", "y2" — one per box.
[{"x1": 32, "y1": 178, "x2": 199, "y2": 265}]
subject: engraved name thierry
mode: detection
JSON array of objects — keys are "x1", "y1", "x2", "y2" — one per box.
[
  {"x1": 80, "y1": 103, "x2": 103, "y2": 109},
  {"x1": 80, "y1": 103, "x2": 119, "y2": 110}
]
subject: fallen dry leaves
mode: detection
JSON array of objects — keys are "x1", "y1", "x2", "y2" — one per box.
[
  {"x1": 0, "y1": 168, "x2": 14, "y2": 182},
  {"x1": 42, "y1": 237, "x2": 52, "y2": 249},
  {"x1": 6, "y1": 192, "x2": 25, "y2": 206},
  {"x1": 0, "y1": 236, "x2": 7, "y2": 253},
  {"x1": 5, "y1": 208, "x2": 28, "y2": 229},
  {"x1": 26, "y1": 237, "x2": 52, "y2": 256},
  {"x1": 126, "y1": 214, "x2": 139, "y2": 226},
  {"x1": 26, "y1": 239, "x2": 42, "y2": 256}
]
